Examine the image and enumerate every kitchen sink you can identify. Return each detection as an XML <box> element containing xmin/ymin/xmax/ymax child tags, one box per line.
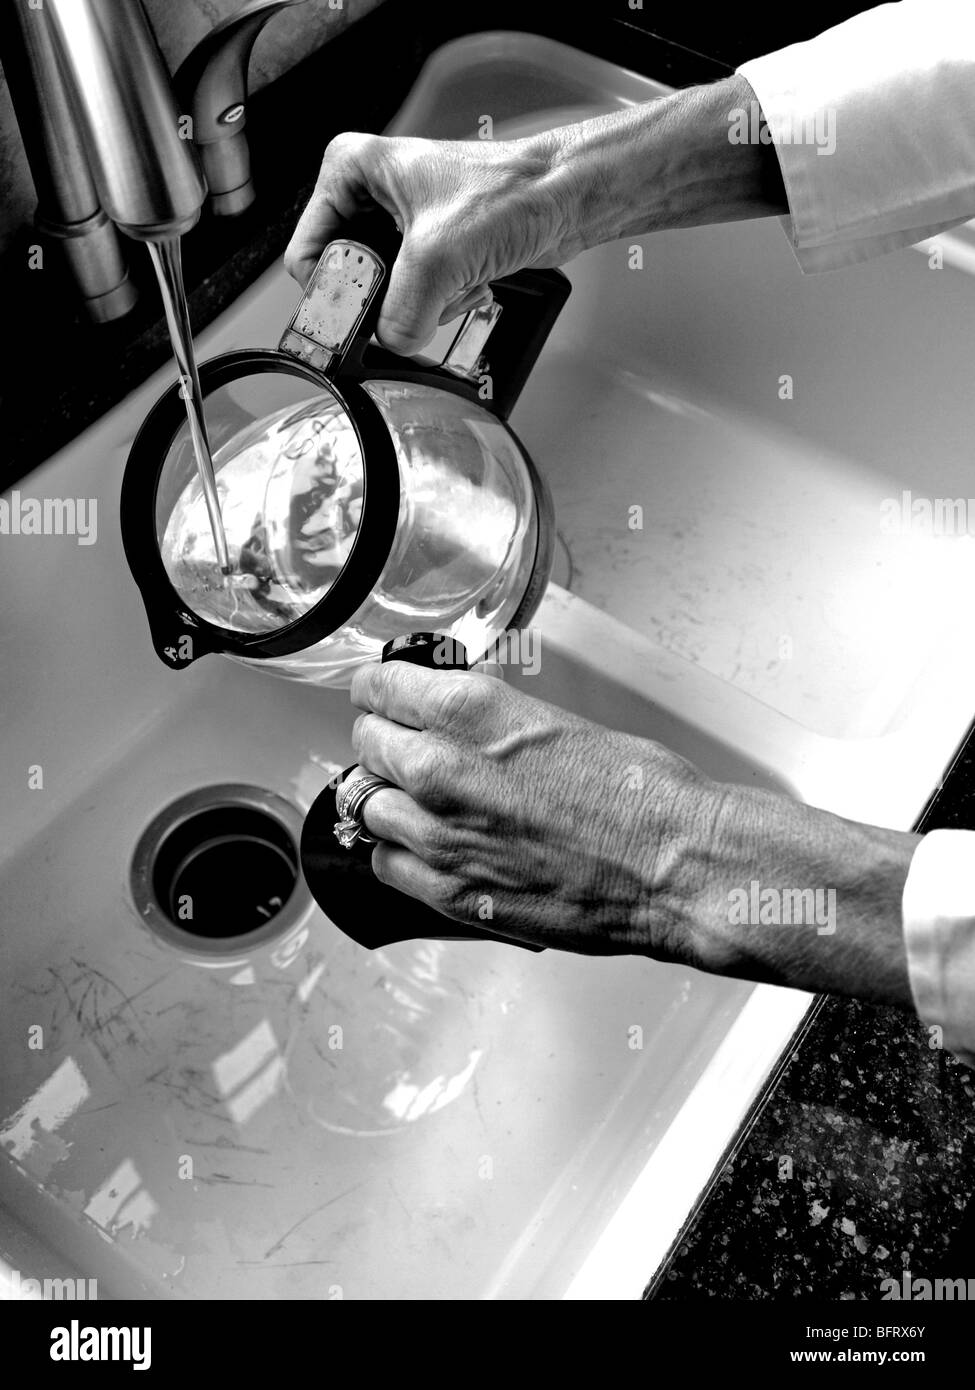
<box><xmin>4</xmin><ymin>29</ymin><xmax>965</xmax><ymax>1300</ymax></box>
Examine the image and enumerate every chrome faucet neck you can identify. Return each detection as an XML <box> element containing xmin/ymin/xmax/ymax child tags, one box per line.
<box><xmin>46</xmin><ymin>0</ymin><xmax>206</xmax><ymax>242</ymax></box>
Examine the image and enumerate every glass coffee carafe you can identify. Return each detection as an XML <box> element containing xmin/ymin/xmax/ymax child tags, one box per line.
<box><xmin>122</xmin><ymin>212</ymin><xmax>569</xmax><ymax>686</ymax></box>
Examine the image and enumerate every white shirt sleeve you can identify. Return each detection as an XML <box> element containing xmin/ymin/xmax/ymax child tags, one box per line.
<box><xmin>902</xmin><ymin>829</ymin><xmax>975</xmax><ymax>1066</ymax></box>
<box><xmin>737</xmin><ymin>0</ymin><xmax>975</xmax><ymax>272</ymax></box>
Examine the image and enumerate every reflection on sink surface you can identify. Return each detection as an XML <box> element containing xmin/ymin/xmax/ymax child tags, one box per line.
<box><xmin>5</xmin><ymin>28</ymin><xmax>967</xmax><ymax>1300</ymax></box>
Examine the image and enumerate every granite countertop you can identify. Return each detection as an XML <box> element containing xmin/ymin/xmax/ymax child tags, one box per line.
<box><xmin>3</xmin><ymin>0</ymin><xmax>973</xmax><ymax>1301</ymax></box>
<box><xmin>652</xmin><ymin>996</ymin><xmax>975</xmax><ymax>1299</ymax></box>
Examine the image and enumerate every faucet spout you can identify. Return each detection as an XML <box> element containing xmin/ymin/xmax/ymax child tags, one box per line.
<box><xmin>45</xmin><ymin>0</ymin><xmax>206</xmax><ymax>242</ymax></box>
<box><xmin>44</xmin><ymin>0</ymin><xmax>229</xmax><ymax>570</ymax></box>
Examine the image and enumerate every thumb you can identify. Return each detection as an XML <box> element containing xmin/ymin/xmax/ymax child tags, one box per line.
<box><xmin>377</xmin><ymin>240</ymin><xmax>450</xmax><ymax>355</ymax></box>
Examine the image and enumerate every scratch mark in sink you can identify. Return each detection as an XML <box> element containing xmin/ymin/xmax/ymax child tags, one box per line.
<box><xmin>146</xmin><ymin>1069</ymin><xmax>231</xmax><ymax>1123</ymax></box>
<box><xmin>68</xmin><ymin>957</ymin><xmax>168</xmax><ymax>1030</ymax></box>
<box><xmin>147</xmin><ymin>1070</ymin><xmax>219</xmax><ymax>1104</ymax></box>
<box><xmin>235</xmin><ymin>1258</ymin><xmax>336</xmax><ymax>1268</ymax></box>
<box><xmin>191</xmin><ymin>1136</ymin><xmax>271</xmax><ymax>1154</ymax></box>
<box><xmin>264</xmin><ymin>1184</ymin><xmax>366</xmax><ymax>1260</ymax></box>
<box><xmin>310</xmin><ymin>1035</ymin><xmax>338</xmax><ymax>1068</ymax></box>
<box><xmin>386</xmin><ymin>1178</ymin><xmax>411</xmax><ymax>1220</ymax></box>
<box><xmin>35</xmin><ymin>959</ymin><xmax>163</xmax><ymax>1068</ymax></box>
<box><xmin>40</xmin><ymin>966</ymin><xmax>129</xmax><ymax>1067</ymax></box>
<box><xmin>198</xmin><ymin>1174</ymin><xmax>275</xmax><ymax>1188</ymax></box>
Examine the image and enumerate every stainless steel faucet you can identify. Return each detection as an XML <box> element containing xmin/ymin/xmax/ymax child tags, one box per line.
<box><xmin>45</xmin><ymin>0</ymin><xmax>208</xmax><ymax>243</ymax></box>
<box><xmin>0</xmin><ymin>1</ymin><xmax>139</xmax><ymax>322</ymax></box>
<box><xmin>174</xmin><ymin>0</ymin><xmax>307</xmax><ymax>218</ymax></box>
<box><xmin>0</xmin><ymin>0</ymin><xmax>305</xmax><ymax>319</ymax></box>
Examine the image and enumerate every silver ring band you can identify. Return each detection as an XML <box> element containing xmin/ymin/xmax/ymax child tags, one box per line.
<box><xmin>336</xmin><ymin>770</ymin><xmax>389</xmax><ymax>822</ymax></box>
<box><xmin>334</xmin><ymin>772</ymin><xmax>394</xmax><ymax>850</ymax></box>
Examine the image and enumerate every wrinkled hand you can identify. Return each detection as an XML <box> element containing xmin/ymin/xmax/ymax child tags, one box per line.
<box><xmin>284</xmin><ymin>129</ymin><xmax>584</xmax><ymax>355</ymax></box>
<box><xmin>337</xmin><ymin>662</ymin><xmax>920</xmax><ymax>1007</ymax></box>
<box><xmin>337</xmin><ymin>661</ymin><xmax>727</xmax><ymax>960</ymax></box>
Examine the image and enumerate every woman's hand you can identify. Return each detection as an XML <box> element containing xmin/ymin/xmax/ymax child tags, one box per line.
<box><xmin>284</xmin><ymin>77</ymin><xmax>790</xmax><ymax>356</ymax></box>
<box><xmin>339</xmin><ymin>660</ymin><xmax>731</xmax><ymax>961</ymax></box>
<box><xmin>338</xmin><ymin>661</ymin><xmax>920</xmax><ymax>1006</ymax></box>
<box><xmin>284</xmin><ymin>129</ymin><xmax>582</xmax><ymax>355</ymax></box>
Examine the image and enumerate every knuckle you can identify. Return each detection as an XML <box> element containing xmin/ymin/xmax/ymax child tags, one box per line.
<box><xmin>351</xmin><ymin>711</ymin><xmax>372</xmax><ymax>759</ymax></box>
<box><xmin>326</xmin><ymin>130</ymin><xmax>376</xmax><ymax>163</ymax></box>
<box><xmin>372</xmin><ymin>662</ymin><xmax>400</xmax><ymax>709</ymax></box>
<box><xmin>401</xmin><ymin>224</ymin><xmax>447</xmax><ymax>273</ymax></box>
<box><xmin>419</xmin><ymin>818</ymin><xmax>459</xmax><ymax>873</ymax></box>
<box><xmin>354</xmin><ymin>663</ymin><xmax>392</xmax><ymax>718</ymax></box>
<box><xmin>349</xmin><ymin>663</ymin><xmax>375</xmax><ymax>709</ymax></box>
<box><xmin>407</xmin><ymin>742</ymin><xmax>454</xmax><ymax>804</ymax></box>
<box><xmin>434</xmin><ymin>674</ymin><xmax>494</xmax><ymax>728</ymax></box>
<box><xmin>438</xmin><ymin>877</ymin><xmax>476</xmax><ymax>922</ymax></box>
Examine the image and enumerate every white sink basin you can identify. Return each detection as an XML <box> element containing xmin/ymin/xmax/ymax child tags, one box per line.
<box><xmin>3</xmin><ymin>29</ymin><xmax>962</xmax><ymax>1301</ymax></box>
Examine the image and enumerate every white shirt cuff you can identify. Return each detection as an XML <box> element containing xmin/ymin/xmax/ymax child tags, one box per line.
<box><xmin>737</xmin><ymin>0</ymin><xmax>975</xmax><ymax>273</ymax></box>
<box><xmin>902</xmin><ymin>829</ymin><xmax>975</xmax><ymax>1066</ymax></box>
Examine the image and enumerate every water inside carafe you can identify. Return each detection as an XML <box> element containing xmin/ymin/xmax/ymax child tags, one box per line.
<box><xmin>161</xmin><ymin>395</ymin><xmax>364</xmax><ymax>635</ymax></box>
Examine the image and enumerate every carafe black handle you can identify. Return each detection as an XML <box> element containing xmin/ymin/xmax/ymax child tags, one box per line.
<box><xmin>453</xmin><ymin>266</ymin><xmax>571</xmax><ymax>419</ymax></box>
<box><xmin>279</xmin><ymin>207</ymin><xmax>570</xmax><ymax>415</ymax></box>
<box><xmin>299</xmin><ymin>632</ymin><xmax>544</xmax><ymax>952</ymax></box>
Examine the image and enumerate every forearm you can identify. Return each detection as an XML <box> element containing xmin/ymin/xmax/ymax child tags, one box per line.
<box><xmin>669</xmin><ymin>783</ymin><xmax>920</xmax><ymax>1008</ymax></box>
<box><xmin>541</xmin><ymin>73</ymin><xmax>787</xmax><ymax>252</ymax></box>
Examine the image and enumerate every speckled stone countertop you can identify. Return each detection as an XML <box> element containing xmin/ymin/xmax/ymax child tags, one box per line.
<box><xmin>652</xmin><ymin>994</ymin><xmax>975</xmax><ymax>1298</ymax></box>
<box><xmin>3</xmin><ymin>0</ymin><xmax>973</xmax><ymax>1302</ymax></box>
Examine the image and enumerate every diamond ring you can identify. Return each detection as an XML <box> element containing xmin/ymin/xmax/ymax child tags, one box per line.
<box><xmin>333</xmin><ymin>771</ymin><xmax>394</xmax><ymax>849</ymax></box>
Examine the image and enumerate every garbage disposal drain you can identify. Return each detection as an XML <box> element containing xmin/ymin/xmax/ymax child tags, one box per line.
<box><xmin>130</xmin><ymin>784</ymin><xmax>313</xmax><ymax>955</ymax></box>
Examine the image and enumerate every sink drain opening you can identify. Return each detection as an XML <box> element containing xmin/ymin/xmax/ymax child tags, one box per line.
<box><xmin>130</xmin><ymin>784</ymin><xmax>313</xmax><ymax>954</ymax></box>
<box><xmin>153</xmin><ymin>805</ymin><xmax>297</xmax><ymax>937</ymax></box>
